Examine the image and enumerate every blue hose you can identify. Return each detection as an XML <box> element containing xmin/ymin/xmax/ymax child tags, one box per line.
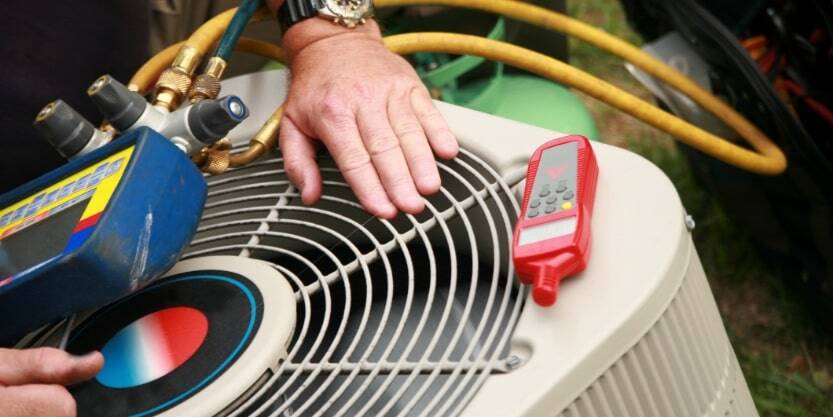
<box><xmin>215</xmin><ymin>0</ymin><xmax>264</xmax><ymax>60</ymax></box>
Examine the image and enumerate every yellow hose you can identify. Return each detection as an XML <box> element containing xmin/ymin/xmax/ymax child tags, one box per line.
<box><xmin>377</xmin><ymin>0</ymin><xmax>786</xmax><ymax>175</ymax></box>
<box><xmin>130</xmin><ymin>1</ymin><xmax>788</xmax><ymax>175</ymax></box>
<box><xmin>386</xmin><ymin>33</ymin><xmax>785</xmax><ymax>175</ymax></box>
<box><xmin>130</xmin><ymin>43</ymin><xmax>180</xmax><ymax>92</ymax></box>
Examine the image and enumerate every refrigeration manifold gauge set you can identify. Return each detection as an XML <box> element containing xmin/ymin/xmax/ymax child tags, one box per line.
<box><xmin>0</xmin><ymin>75</ymin><xmax>250</xmax><ymax>343</ymax></box>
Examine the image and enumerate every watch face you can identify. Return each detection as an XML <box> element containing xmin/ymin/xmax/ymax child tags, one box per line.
<box><xmin>323</xmin><ymin>0</ymin><xmax>373</xmax><ymax>22</ymax></box>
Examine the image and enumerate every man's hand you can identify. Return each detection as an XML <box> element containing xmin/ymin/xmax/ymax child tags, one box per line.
<box><xmin>279</xmin><ymin>18</ymin><xmax>459</xmax><ymax>219</ymax></box>
<box><xmin>0</xmin><ymin>348</ymin><xmax>103</xmax><ymax>417</ymax></box>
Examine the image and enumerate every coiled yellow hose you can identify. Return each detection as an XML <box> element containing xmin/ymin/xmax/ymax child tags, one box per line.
<box><xmin>131</xmin><ymin>1</ymin><xmax>788</xmax><ymax>175</ymax></box>
<box><xmin>386</xmin><ymin>33</ymin><xmax>786</xmax><ymax>175</ymax></box>
<box><xmin>379</xmin><ymin>0</ymin><xmax>787</xmax><ymax>175</ymax></box>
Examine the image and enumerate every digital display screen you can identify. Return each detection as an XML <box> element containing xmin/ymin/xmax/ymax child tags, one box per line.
<box><xmin>519</xmin><ymin>216</ymin><xmax>577</xmax><ymax>246</ymax></box>
<box><xmin>0</xmin><ymin>198</ymin><xmax>90</xmax><ymax>277</ymax></box>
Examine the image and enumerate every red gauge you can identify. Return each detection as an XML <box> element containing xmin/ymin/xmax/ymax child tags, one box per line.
<box><xmin>512</xmin><ymin>135</ymin><xmax>599</xmax><ymax>307</ymax></box>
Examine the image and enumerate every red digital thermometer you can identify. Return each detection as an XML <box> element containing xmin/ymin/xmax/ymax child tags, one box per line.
<box><xmin>512</xmin><ymin>135</ymin><xmax>599</xmax><ymax>307</ymax></box>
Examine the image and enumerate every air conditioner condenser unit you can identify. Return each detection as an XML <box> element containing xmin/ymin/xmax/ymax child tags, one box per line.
<box><xmin>28</xmin><ymin>69</ymin><xmax>759</xmax><ymax>417</ymax></box>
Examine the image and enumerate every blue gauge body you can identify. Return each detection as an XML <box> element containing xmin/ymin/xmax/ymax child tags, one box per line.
<box><xmin>0</xmin><ymin>128</ymin><xmax>206</xmax><ymax>345</ymax></box>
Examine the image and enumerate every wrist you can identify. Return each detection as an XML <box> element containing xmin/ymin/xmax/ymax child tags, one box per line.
<box><xmin>282</xmin><ymin>17</ymin><xmax>383</xmax><ymax>61</ymax></box>
<box><xmin>266</xmin><ymin>0</ymin><xmax>285</xmax><ymax>12</ymax></box>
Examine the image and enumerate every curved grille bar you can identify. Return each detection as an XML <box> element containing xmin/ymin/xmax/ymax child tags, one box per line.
<box><xmin>185</xmin><ymin>148</ymin><xmax>526</xmax><ymax>416</ymax></box>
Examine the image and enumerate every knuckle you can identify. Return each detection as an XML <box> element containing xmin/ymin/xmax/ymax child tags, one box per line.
<box><xmin>366</xmin><ymin>131</ymin><xmax>400</xmax><ymax>157</ymax></box>
<box><xmin>282</xmin><ymin>154</ymin><xmax>303</xmax><ymax>173</ymax></box>
<box><xmin>319</xmin><ymin>96</ymin><xmax>350</xmax><ymax>122</ymax></box>
<box><xmin>283</xmin><ymin>160</ymin><xmax>301</xmax><ymax>179</ymax></box>
<box><xmin>28</xmin><ymin>348</ymin><xmax>66</xmax><ymax>370</ymax></box>
<box><xmin>417</xmin><ymin>105</ymin><xmax>442</xmax><ymax>121</ymax></box>
<box><xmin>393</xmin><ymin>80</ymin><xmax>417</xmax><ymax>95</ymax></box>
<box><xmin>351</xmin><ymin>81</ymin><xmax>376</xmax><ymax>101</ymax></box>
<box><xmin>393</xmin><ymin>120</ymin><xmax>423</xmax><ymax>138</ymax></box>
<box><xmin>390</xmin><ymin>173</ymin><xmax>416</xmax><ymax>190</ymax></box>
<box><xmin>338</xmin><ymin>148</ymin><xmax>372</xmax><ymax>172</ymax></box>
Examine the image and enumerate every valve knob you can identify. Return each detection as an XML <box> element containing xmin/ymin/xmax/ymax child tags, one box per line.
<box><xmin>33</xmin><ymin>100</ymin><xmax>97</xmax><ymax>159</ymax></box>
<box><xmin>187</xmin><ymin>95</ymin><xmax>249</xmax><ymax>144</ymax></box>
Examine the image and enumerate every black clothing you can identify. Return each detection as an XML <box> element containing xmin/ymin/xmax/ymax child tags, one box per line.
<box><xmin>0</xmin><ymin>1</ymin><xmax>149</xmax><ymax>194</ymax></box>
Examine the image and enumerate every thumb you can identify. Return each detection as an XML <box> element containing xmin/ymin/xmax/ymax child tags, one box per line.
<box><xmin>0</xmin><ymin>348</ymin><xmax>103</xmax><ymax>387</ymax></box>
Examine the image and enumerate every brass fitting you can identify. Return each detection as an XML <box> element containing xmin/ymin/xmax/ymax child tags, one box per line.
<box><xmin>194</xmin><ymin>109</ymin><xmax>282</xmax><ymax>174</ymax></box>
<box><xmin>189</xmin><ymin>57</ymin><xmax>227</xmax><ymax>103</ymax></box>
<box><xmin>201</xmin><ymin>149</ymin><xmax>231</xmax><ymax>175</ymax></box>
<box><xmin>194</xmin><ymin>138</ymin><xmax>234</xmax><ymax>173</ymax></box>
<box><xmin>153</xmin><ymin>46</ymin><xmax>202</xmax><ymax>111</ymax></box>
<box><xmin>171</xmin><ymin>45</ymin><xmax>202</xmax><ymax>76</ymax></box>
<box><xmin>251</xmin><ymin>118</ymin><xmax>280</xmax><ymax>148</ymax></box>
<box><xmin>99</xmin><ymin>122</ymin><xmax>116</xmax><ymax>135</ymax></box>
<box><xmin>213</xmin><ymin>137</ymin><xmax>233</xmax><ymax>151</ymax></box>
<box><xmin>227</xmin><ymin>116</ymin><xmax>281</xmax><ymax>168</ymax></box>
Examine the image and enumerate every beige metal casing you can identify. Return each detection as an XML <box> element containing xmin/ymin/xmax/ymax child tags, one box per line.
<box><xmin>221</xmin><ymin>70</ymin><xmax>758</xmax><ymax>417</ymax></box>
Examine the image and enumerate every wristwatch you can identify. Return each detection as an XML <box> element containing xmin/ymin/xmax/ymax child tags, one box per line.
<box><xmin>279</xmin><ymin>0</ymin><xmax>375</xmax><ymax>31</ymax></box>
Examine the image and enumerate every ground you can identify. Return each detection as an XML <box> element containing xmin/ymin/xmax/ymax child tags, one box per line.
<box><xmin>566</xmin><ymin>0</ymin><xmax>833</xmax><ymax>415</ymax></box>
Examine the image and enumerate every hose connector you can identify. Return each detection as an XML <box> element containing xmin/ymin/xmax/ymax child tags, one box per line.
<box><xmin>251</xmin><ymin>118</ymin><xmax>280</xmax><ymax>148</ymax></box>
<box><xmin>87</xmin><ymin>75</ymin><xmax>148</xmax><ymax>131</ymax></box>
<box><xmin>189</xmin><ymin>57</ymin><xmax>227</xmax><ymax>103</ymax></box>
<box><xmin>201</xmin><ymin>149</ymin><xmax>232</xmax><ymax>175</ymax></box>
<box><xmin>33</xmin><ymin>101</ymin><xmax>110</xmax><ymax>160</ymax></box>
<box><xmin>188</xmin><ymin>95</ymin><xmax>249</xmax><ymax>144</ymax></box>
<box><xmin>153</xmin><ymin>46</ymin><xmax>202</xmax><ymax>110</ymax></box>
<box><xmin>164</xmin><ymin>95</ymin><xmax>250</xmax><ymax>155</ymax></box>
<box><xmin>86</xmin><ymin>73</ymin><xmax>249</xmax><ymax>157</ymax></box>
<box><xmin>222</xmin><ymin>110</ymin><xmax>282</xmax><ymax>170</ymax></box>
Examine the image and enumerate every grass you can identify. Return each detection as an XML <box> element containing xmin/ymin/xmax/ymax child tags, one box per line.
<box><xmin>565</xmin><ymin>0</ymin><xmax>833</xmax><ymax>415</ymax></box>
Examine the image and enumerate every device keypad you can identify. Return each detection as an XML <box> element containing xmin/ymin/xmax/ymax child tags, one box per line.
<box><xmin>526</xmin><ymin>142</ymin><xmax>578</xmax><ymax>219</ymax></box>
<box><xmin>528</xmin><ymin>181</ymin><xmax>579</xmax><ymax>218</ymax></box>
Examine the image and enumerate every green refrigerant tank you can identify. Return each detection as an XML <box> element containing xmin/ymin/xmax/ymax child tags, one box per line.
<box><xmin>413</xmin><ymin>18</ymin><xmax>599</xmax><ymax>141</ymax></box>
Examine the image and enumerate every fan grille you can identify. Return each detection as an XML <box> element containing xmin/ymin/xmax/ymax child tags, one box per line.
<box><xmin>186</xmin><ymin>147</ymin><xmax>527</xmax><ymax>417</ymax></box>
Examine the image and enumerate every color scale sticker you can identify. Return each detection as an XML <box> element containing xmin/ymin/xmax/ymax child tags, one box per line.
<box><xmin>0</xmin><ymin>146</ymin><xmax>133</xmax><ymax>239</ymax></box>
<box><xmin>97</xmin><ymin>307</ymin><xmax>209</xmax><ymax>389</ymax></box>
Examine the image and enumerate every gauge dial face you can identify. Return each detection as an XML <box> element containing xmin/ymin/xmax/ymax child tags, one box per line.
<box><xmin>323</xmin><ymin>0</ymin><xmax>373</xmax><ymax>22</ymax></box>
